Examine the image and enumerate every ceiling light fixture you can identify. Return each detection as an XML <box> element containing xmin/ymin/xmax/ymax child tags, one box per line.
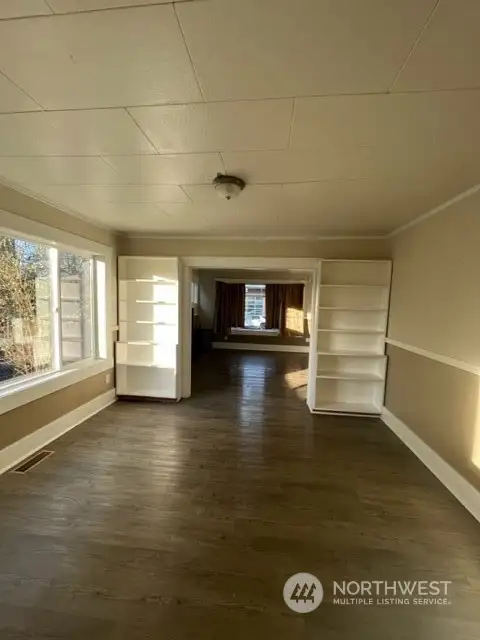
<box><xmin>212</xmin><ymin>173</ymin><xmax>246</xmax><ymax>200</ymax></box>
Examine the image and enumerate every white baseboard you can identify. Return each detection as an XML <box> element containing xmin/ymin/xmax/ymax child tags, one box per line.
<box><xmin>212</xmin><ymin>342</ymin><xmax>309</xmax><ymax>353</ymax></box>
<box><xmin>381</xmin><ymin>408</ymin><xmax>480</xmax><ymax>524</ymax></box>
<box><xmin>0</xmin><ymin>389</ymin><xmax>116</xmax><ymax>476</ymax></box>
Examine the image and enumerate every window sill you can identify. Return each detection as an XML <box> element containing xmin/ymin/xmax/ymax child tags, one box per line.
<box><xmin>0</xmin><ymin>358</ymin><xmax>113</xmax><ymax>417</ymax></box>
<box><xmin>230</xmin><ymin>328</ymin><xmax>280</xmax><ymax>337</ymax></box>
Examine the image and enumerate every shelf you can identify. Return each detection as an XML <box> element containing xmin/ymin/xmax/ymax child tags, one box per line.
<box><xmin>318</xmin><ymin>306</ymin><xmax>388</xmax><ymax>312</ymax></box>
<box><xmin>320</xmin><ymin>284</ymin><xmax>388</xmax><ymax>289</ymax></box>
<box><xmin>120</xmin><ymin>341</ymin><xmax>165</xmax><ymax>346</ymax></box>
<box><xmin>313</xmin><ymin>401</ymin><xmax>381</xmax><ymax>415</ymax></box>
<box><xmin>313</xmin><ymin>259</ymin><xmax>390</xmax><ymax>417</ymax></box>
<box><xmin>134</xmin><ymin>300</ymin><xmax>177</xmax><ymax>305</ymax></box>
<box><xmin>317</xmin><ymin>350</ymin><xmax>385</xmax><ymax>357</ymax></box>
<box><xmin>120</xmin><ymin>321</ymin><xmax>176</xmax><ymax>326</ymax></box>
<box><xmin>116</xmin><ymin>361</ymin><xmax>171</xmax><ymax>368</ymax></box>
<box><xmin>320</xmin><ymin>260</ymin><xmax>391</xmax><ymax>264</ymax></box>
<box><xmin>317</xmin><ymin>329</ymin><xmax>384</xmax><ymax>335</ymax></box>
<box><xmin>120</xmin><ymin>278</ymin><xmax>171</xmax><ymax>283</ymax></box>
<box><xmin>316</xmin><ymin>371</ymin><xmax>384</xmax><ymax>381</ymax></box>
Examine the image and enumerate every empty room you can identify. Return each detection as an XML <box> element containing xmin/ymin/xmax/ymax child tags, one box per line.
<box><xmin>0</xmin><ymin>0</ymin><xmax>479</xmax><ymax>638</ymax></box>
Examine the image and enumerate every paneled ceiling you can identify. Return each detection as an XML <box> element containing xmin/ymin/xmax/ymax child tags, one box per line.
<box><xmin>0</xmin><ymin>0</ymin><xmax>478</xmax><ymax>237</ymax></box>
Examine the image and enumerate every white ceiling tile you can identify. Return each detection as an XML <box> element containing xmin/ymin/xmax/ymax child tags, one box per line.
<box><xmin>0</xmin><ymin>0</ymin><xmax>52</xmax><ymax>18</ymax></box>
<box><xmin>0</xmin><ymin>156</ymin><xmax>124</xmax><ymax>185</ymax></box>
<box><xmin>129</xmin><ymin>101</ymin><xmax>293</xmax><ymax>153</ymax></box>
<box><xmin>177</xmin><ymin>0</ymin><xmax>436</xmax><ymax>101</ymax></box>
<box><xmin>82</xmin><ymin>202</ymin><xmax>169</xmax><ymax>231</ymax></box>
<box><xmin>182</xmin><ymin>183</ymin><xmax>283</xmax><ymax>205</ymax></box>
<box><xmin>25</xmin><ymin>171</ymin><xmax>479</xmax><ymax>236</ymax></box>
<box><xmin>89</xmin><ymin>202</ymin><xmax>165</xmax><ymax>218</ymax></box>
<box><xmin>48</xmin><ymin>0</ymin><xmax>175</xmax><ymax>12</ymax></box>
<box><xmin>101</xmin><ymin>201</ymin><xmax>210</xmax><ymax>233</ymax></box>
<box><xmin>290</xmin><ymin>92</ymin><xmax>480</xmax><ymax>151</ymax></box>
<box><xmin>0</xmin><ymin>73</ymin><xmax>41</xmax><ymax>113</ymax></box>
<box><xmin>0</xmin><ymin>0</ymin><xmax>476</xmax><ymax>238</ymax></box>
<box><xmin>222</xmin><ymin>145</ymin><xmax>480</xmax><ymax>188</ymax></box>
<box><xmin>393</xmin><ymin>0</ymin><xmax>480</xmax><ymax>92</ymax></box>
<box><xmin>31</xmin><ymin>184</ymin><xmax>189</xmax><ymax>204</ymax></box>
<box><xmin>160</xmin><ymin>202</ymin><xmax>278</xmax><ymax>235</ymax></box>
<box><xmin>282</xmin><ymin>174</ymin><xmax>480</xmax><ymax>235</ymax></box>
<box><xmin>0</xmin><ymin>110</ymin><xmax>155</xmax><ymax>156</ymax></box>
<box><xmin>0</xmin><ymin>5</ymin><xmax>201</xmax><ymax>109</ymax></box>
<box><xmin>102</xmin><ymin>153</ymin><xmax>224</xmax><ymax>185</ymax></box>
<box><xmin>222</xmin><ymin>149</ymin><xmax>380</xmax><ymax>184</ymax></box>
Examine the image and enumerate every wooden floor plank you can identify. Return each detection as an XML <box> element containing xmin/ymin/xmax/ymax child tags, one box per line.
<box><xmin>0</xmin><ymin>351</ymin><xmax>479</xmax><ymax>638</ymax></box>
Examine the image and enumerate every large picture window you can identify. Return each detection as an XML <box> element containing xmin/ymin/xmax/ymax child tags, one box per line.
<box><xmin>0</xmin><ymin>232</ymin><xmax>107</xmax><ymax>390</ymax></box>
<box><xmin>244</xmin><ymin>283</ymin><xmax>266</xmax><ymax>329</ymax></box>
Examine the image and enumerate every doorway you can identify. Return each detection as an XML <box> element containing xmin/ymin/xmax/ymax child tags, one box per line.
<box><xmin>180</xmin><ymin>257</ymin><xmax>318</xmax><ymax>402</ymax></box>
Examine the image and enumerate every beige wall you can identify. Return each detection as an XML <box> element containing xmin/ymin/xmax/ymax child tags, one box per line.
<box><xmin>388</xmin><ymin>190</ymin><xmax>480</xmax><ymax>365</ymax></box>
<box><xmin>385</xmin><ymin>346</ymin><xmax>480</xmax><ymax>491</ymax></box>
<box><xmin>0</xmin><ymin>370</ymin><xmax>114</xmax><ymax>451</ymax></box>
<box><xmin>119</xmin><ymin>236</ymin><xmax>390</xmax><ymax>259</ymax></box>
<box><xmin>0</xmin><ymin>184</ymin><xmax>116</xmax><ymax>247</ymax></box>
<box><xmin>385</xmin><ymin>189</ymin><xmax>480</xmax><ymax>490</ymax></box>
<box><xmin>0</xmin><ymin>186</ymin><xmax>117</xmax><ymax>453</ymax></box>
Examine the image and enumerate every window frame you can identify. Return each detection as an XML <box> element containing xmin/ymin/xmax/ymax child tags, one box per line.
<box><xmin>58</xmin><ymin>248</ymin><xmax>96</xmax><ymax>366</ymax></box>
<box><xmin>0</xmin><ymin>209</ymin><xmax>114</xmax><ymax>417</ymax></box>
<box><xmin>244</xmin><ymin>283</ymin><xmax>267</xmax><ymax>331</ymax></box>
<box><xmin>223</xmin><ymin>278</ymin><xmax>308</xmax><ymax>337</ymax></box>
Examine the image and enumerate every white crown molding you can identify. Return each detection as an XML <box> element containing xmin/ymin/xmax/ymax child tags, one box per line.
<box><xmin>386</xmin><ymin>338</ymin><xmax>480</xmax><ymax>376</ymax></box>
<box><xmin>389</xmin><ymin>183</ymin><xmax>480</xmax><ymax>238</ymax></box>
<box><xmin>123</xmin><ymin>233</ymin><xmax>386</xmax><ymax>241</ymax></box>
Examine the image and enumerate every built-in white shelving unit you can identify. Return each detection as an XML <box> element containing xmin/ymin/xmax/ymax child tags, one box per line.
<box><xmin>307</xmin><ymin>260</ymin><xmax>392</xmax><ymax>416</ymax></box>
<box><xmin>116</xmin><ymin>257</ymin><xmax>180</xmax><ymax>400</ymax></box>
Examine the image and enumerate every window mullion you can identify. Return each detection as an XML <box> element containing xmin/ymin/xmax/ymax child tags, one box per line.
<box><xmin>49</xmin><ymin>248</ymin><xmax>62</xmax><ymax>370</ymax></box>
<box><xmin>91</xmin><ymin>258</ymin><xmax>98</xmax><ymax>359</ymax></box>
<box><xmin>94</xmin><ymin>258</ymin><xmax>107</xmax><ymax>360</ymax></box>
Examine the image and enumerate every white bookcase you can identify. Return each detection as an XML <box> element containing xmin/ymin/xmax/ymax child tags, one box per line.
<box><xmin>308</xmin><ymin>260</ymin><xmax>392</xmax><ymax>416</ymax></box>
<box><xmin>116</xmin><ymin>256</ymin><xmax>180</xmax><ymax>400</ymax></box>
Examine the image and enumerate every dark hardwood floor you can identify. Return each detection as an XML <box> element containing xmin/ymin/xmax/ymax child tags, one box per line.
<box><xmin>0</xmin><ymin>351</ymin><xmax>479</xmax><ymax>639</ymax></box>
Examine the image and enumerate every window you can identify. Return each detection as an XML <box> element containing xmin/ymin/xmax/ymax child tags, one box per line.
<box><xmin>60</xmin><ymin>252</ymin><xmax>93</xmax><ymax>365</ymax></box>
<box><xmin>244</xmin><ymin>284</ymin><xmax>266</xmax><ymax>329</ymax></box>
<box><xmin>0</xmin><ymin>232</ymin><xmax>107</xmax><ymax>390</ymax></box>
<box><xmin>0</xmin><ymin>236</ymin><xmax>53</xmax><ymax>383</ymax></box>
<box><xmin>191</xmin><ymin>279</ymin><xmax>199</xmax><ymax>305</ymax></box>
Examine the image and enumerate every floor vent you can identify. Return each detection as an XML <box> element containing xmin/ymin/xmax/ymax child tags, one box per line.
<box><xmin>12</xmin><ymin>450</ymin><xmax>54</xmax><ymax>474</ymax></box>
